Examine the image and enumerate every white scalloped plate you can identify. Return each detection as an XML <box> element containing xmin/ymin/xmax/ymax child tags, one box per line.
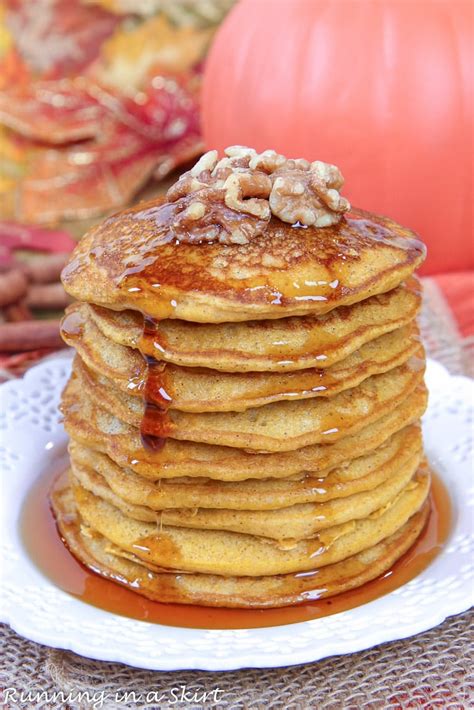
<box><xmin>0</xmin><ymin>357</ymin><xmax>473</xmax><ymax>671</ymax></box>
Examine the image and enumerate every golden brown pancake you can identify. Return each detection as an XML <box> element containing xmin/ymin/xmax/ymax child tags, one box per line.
<box><xmin>70</xmin><ymin>449</ymin><xmax>421</xmax><ymax>541</ymax></box>
<box><xmin>52</xmin><ymin>480</ymin><xmax>430</xmax><ymax>607</ymax></box>
<box><xmin>62</xmin><ymin>379</ymin><xmax>428</xmax><ymax>481</ymax></box>
<box><xmin>63</xmin><ymin>305</ymin><xmax>420</xmax><ymax>412</ymax></box>
<box><xmin>86</xmin><ymin>278</ymin><xmax>421</xmax><ymax>372</ymax></box>
<box><xmin>61</xmin><ymin>206</ymin><xmax>425</xmax><ymax>323</ymax></box>
<box><xmin>68</xmin><ymin>425</ymin><xmax>423</xmax><ymax>511</ymax></box>
<box><xmin>70</xmin><ymin>468</ymin><xmax>430</xmax><ymax>576</ymax></box>
<box><xmin>74</xmin><ymin>353</ymin><xmax>425</xmax><ymax>451</ymax></box>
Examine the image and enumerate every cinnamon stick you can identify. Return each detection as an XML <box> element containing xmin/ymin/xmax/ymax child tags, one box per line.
<box><xmin>4</xmin><ymin>300</ymin><xmax>33</xmax><ymax>322</ymax></box>
<box><xmin>25</xmin><ymin>253</ymin><xmax>69</xmax><ymax>284</ymax></box>
<box><xmin>0</xmin><ymin>320</ymin><xmax>63</xmax><ymax>351</ymax></box>
<box><xmin>25</xmin><ymin>282</ymin><xmax>72</xmax><ymax>310</ymax></box>
<box><xmin>0</xmin><ymin>269</ymin><xmax>28</xmax><ymax>307</ymax></box>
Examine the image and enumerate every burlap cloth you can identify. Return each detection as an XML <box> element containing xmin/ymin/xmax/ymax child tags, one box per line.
<box><xmin>1</xmin><ymin>278</ymin><xmax>473</xmax><ymax>709</ymax></box>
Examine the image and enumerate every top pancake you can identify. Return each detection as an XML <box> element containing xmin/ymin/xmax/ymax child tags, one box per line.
<box><xmin>61</xmin><ymin>202</ymin><xmax>425</xmax><ymax>323</ymax></box>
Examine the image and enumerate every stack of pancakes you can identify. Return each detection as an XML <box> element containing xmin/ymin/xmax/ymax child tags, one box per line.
<box><xmin>55</xmin><ymin>197</ymin><xmax>429</xmax><ymax>608</ymax></box>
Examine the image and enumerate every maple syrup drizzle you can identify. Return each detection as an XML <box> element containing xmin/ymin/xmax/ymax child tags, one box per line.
<box><xmin>139</xmin><ymin>316</ymin><xmax>174</xmax><ymax>451</ymax></box>
<box><xmin>60</xmin><ymin>308</ymin><xmax>85</xmax><ymax>341</ymax></box>
<box><xmin>123</xmin><ymin>210</ymin><xmax>424</xmax><ymax>309</ymax></box>
<box><xmin>21</xmin><ymin>461</ymin><xmax>452</xmax><ymax>630</ymax></box>
<box><xmin>133</xmin><ymin>279</ymin><xmax>422</xmax><ymax>379</ymax></box>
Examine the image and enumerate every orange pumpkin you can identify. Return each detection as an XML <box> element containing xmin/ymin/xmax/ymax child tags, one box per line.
<box><xmin>202</xmin><ymin>0</ymin><xmax>473</xmax><ymax>275</ymax></box>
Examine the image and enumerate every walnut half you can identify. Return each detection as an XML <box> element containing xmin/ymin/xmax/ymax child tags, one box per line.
<box><xmin>270</xmin><ymin>162</ymin><xmax>351</xmax><ymax>228</ymax></box>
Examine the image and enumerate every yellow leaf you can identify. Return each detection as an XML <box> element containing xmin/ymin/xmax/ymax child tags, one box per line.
<box><xmin>0</xmin><ymin>6</ymin><xmax>13</xmax><ymax>57</ymax></box>
<box><xmin>94</xmin><ymin>15</ymin><xmax>212</xmax><ymax>90</ymax></box>
<box><xmin>0</xmin><ymin>128</ymin><xmax>28</xmax><ymax>195</ymax></box>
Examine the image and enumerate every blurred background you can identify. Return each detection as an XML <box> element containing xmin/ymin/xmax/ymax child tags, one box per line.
<box><xmin>0</xmin><ymin>0</ymin><xmax>472</xmax><ymax>377</ymax></box>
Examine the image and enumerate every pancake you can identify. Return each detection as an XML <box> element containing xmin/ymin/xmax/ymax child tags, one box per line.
<box><xmin>52</xmin><ymin>481</ymin><xmax>430</xmax><ymax>607</ymax></box>
<box><xmin>70</xmin><ymin>448</ymin><xmax>422</xmax><ymax>541</ymax></box>
<box><xmin>74</xmin><ymin>354</ymin><xmax>425</xmax><ymax>451</ymax></box>
<box><xmin>68</xmin><ymin>425</ymin><xmax>423</xmax><ymax>511</ymax></box>
<box><xmin>86</xmin><ymin>278</ymin><xmax>422</xmax><ymax>372</ymax></box>
<box><xmin>62</xmin><ymin>381</ymin><xmax>428</xmax><ymax>481</ymax></box>
<box><xmin>61</xmin><ymin>205</ymin><xmax>425</xmax><ymax>323</ymax></box>
<box><xmin>70</xmin><ymin>468</ymin><xmax>430</xmax><ymax>576</ymax></box>
<box><xmin>63</xmin><ymin>304</ymin><xmax>420</xmax><ymax>412</ymax></box>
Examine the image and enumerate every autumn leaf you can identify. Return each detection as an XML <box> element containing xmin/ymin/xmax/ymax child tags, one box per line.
<box><xmin>92</xmin><ymin>14</ymin><xmax>212</xmax><ymax>90</ymax></box>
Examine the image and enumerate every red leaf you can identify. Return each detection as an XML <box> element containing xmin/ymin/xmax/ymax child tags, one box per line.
<box><xmin>0</xmin><ymin>221</ymin><xmax>76</xmax><ymax>252</ymax></box>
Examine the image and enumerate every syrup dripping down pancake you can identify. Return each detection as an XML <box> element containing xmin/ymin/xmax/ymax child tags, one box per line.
<box><xmin>73</xmin><ymin>354</ymin><xmax>425</xmax><ymax>452</ymax></box>
<box><xmin>62</xmin><ymin>381</ymin><xmax>428</xmax><ymax>481</ymax></box>
<box><xmin>63</xmin><ymin>304</ymin><xmax>421</xmax><ymax>412</ymax></box>
<box><xmin>86</xmin><ymin>278</ymin><xmax>421</xmax><ymax>372</ymax></box>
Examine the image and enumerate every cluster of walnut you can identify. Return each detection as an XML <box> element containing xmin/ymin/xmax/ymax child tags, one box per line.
<box><xmin>166</xmin><ymin>146</ymin><xmax>351</xmax><ymax>244</ymax></box>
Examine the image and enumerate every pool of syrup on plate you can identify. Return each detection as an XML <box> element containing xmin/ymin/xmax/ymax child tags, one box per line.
<box><xmin>21</xmin><ymin>459</ymin><xmax>451</xmax><ymax>630</ymax></box>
